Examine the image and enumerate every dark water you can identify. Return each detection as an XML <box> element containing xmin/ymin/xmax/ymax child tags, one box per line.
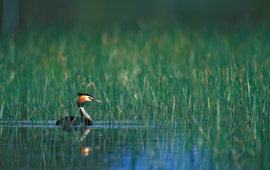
<box><xmin>0</xmin><ymin>120</ymin><xmax>215</xmax><ymax>170</ymax></box>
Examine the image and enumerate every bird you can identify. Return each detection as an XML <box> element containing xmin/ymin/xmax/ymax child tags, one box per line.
<box><xmin>56</xmin><ymin>93</ymin><xmax>101</xmax><ymax>126</ymax></box>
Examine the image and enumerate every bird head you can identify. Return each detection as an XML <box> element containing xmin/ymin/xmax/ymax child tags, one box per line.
<box><xmin>76</xmin><ymin>93</ymin><xmax>101</xmax><ymax>107</ymax></box>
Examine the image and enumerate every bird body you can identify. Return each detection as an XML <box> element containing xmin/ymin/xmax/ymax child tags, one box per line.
<box><xmin>56</xmin><ymin>93</ymin><xmax>101</xmax><ymax>126</ymax></box>
<box><xmin>56</xmin><ymin>116</ymin><xmax>93</xmax><ymax>126</ymax></box>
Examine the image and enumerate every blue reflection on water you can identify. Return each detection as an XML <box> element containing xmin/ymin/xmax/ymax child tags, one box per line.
<box><xmin>0</xmin><ymin>120</ymin><xmax>215</xmax><ymax>170</ymax></box>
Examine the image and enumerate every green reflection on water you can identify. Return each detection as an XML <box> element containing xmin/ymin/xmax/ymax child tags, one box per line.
<box><xmin>0</xmin><ymin>118</ymin><xmax>268</xmax><ymax>170</ymax></box>
<box><xmin>0</xmin><ymin>121</ymin><xmax>215</xmax><ymax>170</ymax></box>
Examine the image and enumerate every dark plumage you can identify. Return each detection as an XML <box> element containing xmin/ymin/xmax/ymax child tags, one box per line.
<box><xmin>56</xmin><ymin>116</ymin><xmax>93</xmax><ymax>126</ymax></box>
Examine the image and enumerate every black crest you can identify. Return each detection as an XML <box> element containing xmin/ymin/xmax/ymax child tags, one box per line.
<box><xmin>78</xmin><ymin>93</ymin><xmax>93</xmax><ymax>97</ymax></box>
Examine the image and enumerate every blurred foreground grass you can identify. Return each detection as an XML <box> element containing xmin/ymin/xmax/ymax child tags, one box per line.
<box><xmin>0</xmin><ymin>23</ymin><xmax>269</xmax><ymax>169</ymax></box>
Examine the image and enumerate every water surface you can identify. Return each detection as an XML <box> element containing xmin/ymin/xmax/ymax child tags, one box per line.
<box><xmin>0</xmin><ymin>120</ymin><xmax>227</xmax><ymax>170</ymax></box>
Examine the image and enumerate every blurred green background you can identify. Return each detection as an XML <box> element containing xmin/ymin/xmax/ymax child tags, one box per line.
<box><xmin>1</xmin><ymin>0</ymin><xmax>270</xmax><ymax>33</ymax></box>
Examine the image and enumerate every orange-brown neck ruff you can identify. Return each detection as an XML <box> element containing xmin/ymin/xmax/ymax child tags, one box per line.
<box><xmin>78</xmin><ymin>95</ymin><xmax>88</xmax><ymax>105</ymax></box>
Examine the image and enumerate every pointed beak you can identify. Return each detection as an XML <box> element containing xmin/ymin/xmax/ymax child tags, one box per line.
<box><xmin>93</xmin><ymin>98</ymin><xmax>102</xmax><ymax>103</ymax></box>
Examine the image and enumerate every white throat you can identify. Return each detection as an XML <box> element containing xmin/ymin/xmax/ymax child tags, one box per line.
<box><xmin>80</xmin><ymin>106</ymin><xmax>92</xmax><ymax>121</ymax></box>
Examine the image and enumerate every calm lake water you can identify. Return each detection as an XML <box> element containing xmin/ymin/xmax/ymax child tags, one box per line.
<box><xmin>0</xmin><ymin>120</ymin><xmax>243</xmax><ymax>170</ymax></box>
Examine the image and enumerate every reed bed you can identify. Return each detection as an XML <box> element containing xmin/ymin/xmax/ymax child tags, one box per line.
<box><xmin>0</xmin><ymin>23</ymin><xmax>269</xmax><ymax>169</ymax></box>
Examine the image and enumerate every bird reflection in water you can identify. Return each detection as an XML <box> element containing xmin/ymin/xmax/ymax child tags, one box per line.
<box><xmin>79</xmin><ymin>127</ymin><xmax>100</xmax><ymax>157</ymax></box>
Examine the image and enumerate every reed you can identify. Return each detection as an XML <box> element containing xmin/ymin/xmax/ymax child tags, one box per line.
<box><xmin>0</xmin><ymin>23</ymin><xmax>269</xmax><ymax>169</ymax></box>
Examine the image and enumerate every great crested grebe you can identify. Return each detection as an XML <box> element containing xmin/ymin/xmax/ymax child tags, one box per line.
<box><xmin>56</xmin><ymin>93</ymin><xmax>101</xmax><ymax>126</ymax></box>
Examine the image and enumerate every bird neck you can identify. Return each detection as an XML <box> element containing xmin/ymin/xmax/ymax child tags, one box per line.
<box><xmin>80</xmin><ymin>106</ymin><xmax>92</xmax><ymax>121</ymax></box>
